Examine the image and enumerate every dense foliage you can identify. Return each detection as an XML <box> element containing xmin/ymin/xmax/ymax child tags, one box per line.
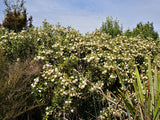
<box><xmin>0</xmin><ymin>20</ymin><xmax>160</xmax><ymax>119</ymax></box>
<box><xmin>2</xmin><ymin>0</ymin><xmax>33</xmax><ymax>32</ymax></box>
<box><xmin>124</xmin><ymin>22</ymin><xmax>159</xmax><ymax>40</ymax></box>
<box><xmin>100</xmin><ymin>17</ymin><xmax>123</xmax><ymax>38</ymax></box>
<box><xmin>101</xmin><ymin>58</ymin><xmax>160</xmax><ymax>120</ymax></box>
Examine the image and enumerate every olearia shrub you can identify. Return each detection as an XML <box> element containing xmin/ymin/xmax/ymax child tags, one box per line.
<box><xmin>0</xmin><ymin>27</ymin><xmax>39</xmax><ymax>61</ymax></box>
<box><xmin>30</xmin><ymin>21</ymin><xmax>160</xmax><ymax>119</ymax></box>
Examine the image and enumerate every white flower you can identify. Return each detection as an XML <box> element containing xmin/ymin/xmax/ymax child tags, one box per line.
<box><xmin>17</xmin><ymin>58</ymin><xmax>20</xmax><ymax>62</ymax></box>
<box><xmin>65</xmin><ymin>82</ymin><xmax>69</xmax><ymax>86</ymax></box>
<box><xmin>51</xmin><ymin>79</ymin><xmax>54</xmax><ymax>82</ymax></box>
<box><xmin>73</xmin><ymin>79</ymin><xmax>78</xmax><ymax>83</ymax></box>
<box><xmin>65</xmin><ymin>100</ymin><xmax>71</xmax><ymax>104</ymax></box>
<box><xmin>79</xmin><ymin>84</ymin><xmax>85</xmax><ymax>89</ymax></box>
<box><xmin>34</xmin><ymin>77</ymin><xmax>39</xmax><ymax>83</ymax></box>
<box><xmin>63</xmin><ymin>91</ymin><xmax>67</xmax><ymax>95</ymax></box>
<box><xmin>71</xmin><ymin>109</ymin><xmax>74</xmax><ymax>113</ymax></box>
<box><xmin>110</xmin><ymin>75</ymin><xmax>116</xmax><ymax>79</ymax></box>
<box><xmin>54</xmin><ymin>75</ymin><xmax>57</xmax><ymax>78</ymax></box>
<box><xmin>44</xmin><ymin>82</ymin><xmax>47</xmax><ymax>85</ymax></box>
<box><xmin>31</xmin><ymin>83</ymin><xmax>36</xmax><ymax>88</ymax></box>
<box><xmin>96</xmin><ymin>57</ymin><xmax>100</xmax><ymax>62</ymax></box>
<box><xmin>82</xmin><ymin>80</ymin><xmax>86</xmax><ymax>85</ymax></box>
<box><xmin>70</xmin><ymin>76</ymin><xmax>74</xmax><ymax>79</ymax></box>
<box><xmin>38</xmin><ymin>90</ymin><xmax>41</xmax><ymax>93</ymax></box>
<box><xmin>55</xmin><ymin>68</ymin><xmax>58</xmax><ymax>72</ymax></box>
<box><xmin>70</xmin><ymin>93</ymin><xmax>75</xmax><ymax>97</ymax></box>
<box><xmin>102</xmin><ymin>70</ymin><xmax>107</xmax><ymax>74</ymax></box>
<box><xmin>46</xmin><ymin>111</ymin><xmax>49</xmax><ymax>115</ymax></box>
<box><xmin>87</xmin><ymin>56</ymin><xmax>94</xmax><ymax>62</ymax></box>
<box><xmin>46</xmin><ymin>107</ymin><xmax>49</xmax><ymax>110</ymax></box>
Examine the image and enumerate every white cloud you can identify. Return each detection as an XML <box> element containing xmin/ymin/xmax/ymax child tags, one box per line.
<box><xmin>0</xmin><ymin>0</ymin><xmax>160</xmax><ymax>34</ymax></box>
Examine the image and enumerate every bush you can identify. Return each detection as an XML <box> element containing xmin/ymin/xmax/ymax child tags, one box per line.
<box><xmin>0</xmin><ymin>28</ymin><xmax>39</xmax><ymax>61</ymax></box>
<box><xmin>0</xmin><ymin>20</ymin><xmax>159</xmax><ymax>119</ymax></box>
<box><xmin>31</xmin><ymin>21</ymin><xmax>160</xmax><ymax>119</ymax></box>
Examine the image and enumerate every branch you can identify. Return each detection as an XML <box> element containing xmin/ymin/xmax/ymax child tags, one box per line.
<box><xmin>5</xmin><ymin>103</ymin><xmax>47</xmax><ymax>120</ymax></box>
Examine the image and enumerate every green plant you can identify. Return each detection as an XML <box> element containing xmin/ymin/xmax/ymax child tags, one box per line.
<box><xmin>124</xmin><ymin>22</ymin><xmax>159</xmax><ymax>40</ymax></box>
<box><xmin>0</xmin><ymin>20</ymin><xmax>159</xmax><ymax>119</ymax></box>
<box><xmin>97</xmin><ymin>57</ymin><xmax>160</xmax><ymax>120</ymax></box>
<box><xmin>136</xmin><ymin>57</ymin><xmax>159</xmax><ymax>119</ymax></box>
<box><xmin>2</xmin><ymin>0</ymin><xmax>33</xmax><ymax>32</ymax></box>
<box><xmin>118</xmin><ymin>57</ymin><xmax>160</xmax><ymax>120</ymax></box>
<box><xmin>0</xmin><ymin>29</ymin><xmax>39</xmax><ymax>61</ymax></box>
<box><xmin>100</xmin><ymin>16</ymin><xmax>123</xmax><ymax>38</ymax></box>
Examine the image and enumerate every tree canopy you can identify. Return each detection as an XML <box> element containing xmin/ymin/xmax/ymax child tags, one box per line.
<box><xmin>100</xmin><ymin>17</ymin><xmax>123</xmax><ymax>38</ymax></box>
<box><xmin>124</xmin><ymin>22</ymin><xmax>159</xmax><ymax>40</ymax></box>
<box><xmin>2</xmin><ymin>0</ymin><xmax>33</xmax><ymax>32</ymax></box>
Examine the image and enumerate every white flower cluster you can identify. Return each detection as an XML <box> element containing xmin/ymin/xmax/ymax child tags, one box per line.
<box><xmin>31</xmin><ymin>77</ymin><xmax>39</xmax><ymax>88</ymax></box>
<box><xmin>45</xmin><ymin>107</ymin><xmax>53</xmax><ymax>116</ymax></box>
<box><xmin>34</xmin><ymin>55</ymin><xmax>45</xmax><ymax>61</ymax></box>
<box><xmin>78</xmin><ymin>79</ymin><xmax>87</xmax><ymax>89</ymax></box>
<box><xmin>90</xmin><ymin>81</ymin><xmax>104</xmax><ymax>91</ymax></box>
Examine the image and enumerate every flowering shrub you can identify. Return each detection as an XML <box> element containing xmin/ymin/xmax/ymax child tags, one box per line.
<box><xmin>0</xmin><ymin>21</ymin><xmax>159</xmax><ymax>119</ymax></box>
<box><xmin>0</xmin><ymin>27</ymin><xmax>39</xmax><ymax>61</ymax></box>
<box><xmin>31</xmin><ymin>21</ymin><xmax>160</xmax><ymax>119</ymax></box>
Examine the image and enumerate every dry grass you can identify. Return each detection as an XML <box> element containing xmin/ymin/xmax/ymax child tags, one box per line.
<box><xmin>0</xmin><ymin>53</ymin><xmax>44</xmax><ymax>120</ymax></box>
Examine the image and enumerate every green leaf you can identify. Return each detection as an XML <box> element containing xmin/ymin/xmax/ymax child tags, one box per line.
<box><xmin>115</xmin><ymin>64</ymin><xmax>125</xmax><ymax>89</ymax></box>
<box><xmin>153</xmin><ymin>96</ymin><xmax>160</xmax><ymax>120</ymax></box>
<box><xmin>132</xmin><ymin>79</ymin><xmax>139</xmax><ymax>100</ymax></box>
<box><xmin>139</xmin><ymin>104</ymin><xmax>144</xmax><ymax>120</ymax></box>
<box><xmin>148</xmin><ymin>56</ymin><xmax>154</xmax><ymax>112</ymax></box>
<box><xmin>154</xmin><ymin>66</ymin><xmax>158</xmax><ymax>101</ymax></box>
<box><xmin>118</xmin><ymin>89</ymin><xmax>135</xmax><ymax>118</ymax></box>
<box><xmin>157</xmin><ymin>71</ymin><xmax>160</xmax><ymax>94</ymax></box>
<box><xmin>135</xmin><ymin>66</ymin><xmax>144</xmax><ymax>104</ymax></box>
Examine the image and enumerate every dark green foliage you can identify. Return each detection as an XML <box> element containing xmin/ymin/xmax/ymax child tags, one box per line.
<box><xmin>2</xmin><ymin>0</ymin><xmax>33</xmax><ymax>32</ymax></box>
<box><xmin>100</xmin><ymin>17</ymin><xmax>123</xmax><ymax>38</ymax></box>
<box><xmin>123</xmin><ymin>29</ymin><xmax>132</xmax><ymax>38</ymax></box>
<box><xmin>124</xmin><ymin>22</ymin><xmax>159</xmax><ymax>40</ymax></box>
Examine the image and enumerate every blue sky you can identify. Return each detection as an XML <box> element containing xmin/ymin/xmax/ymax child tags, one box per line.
<box><xmin>0</xmin><ymin>0</ymin><xmax>160</xmax><ymax>34</ymax></box>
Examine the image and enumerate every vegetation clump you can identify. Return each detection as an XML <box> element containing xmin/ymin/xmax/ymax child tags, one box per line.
<box><xmin>0</xmin><ymin>20</ymin><xmax>159</xmax><ymax>119</ymax></box>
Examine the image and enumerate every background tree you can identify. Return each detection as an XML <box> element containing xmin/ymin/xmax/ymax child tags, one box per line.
<box><xmin>2</xmin><ymin>0</ymin><xmax>33</xmax><ymax>32</ymax></box>
<box><xmin>124</xmin><ymin>22</ymin><xmax>159</xmax><ymax>40</ymax></box>
<box><xmin>100</xmin><ymin>17</ymin><xmax>123</xmax><ymax>38</ymax></box>
<box><xmin>123</xmin><ymin>28</ymin><xmax>132</xmax><ymax>38</ymax></box>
